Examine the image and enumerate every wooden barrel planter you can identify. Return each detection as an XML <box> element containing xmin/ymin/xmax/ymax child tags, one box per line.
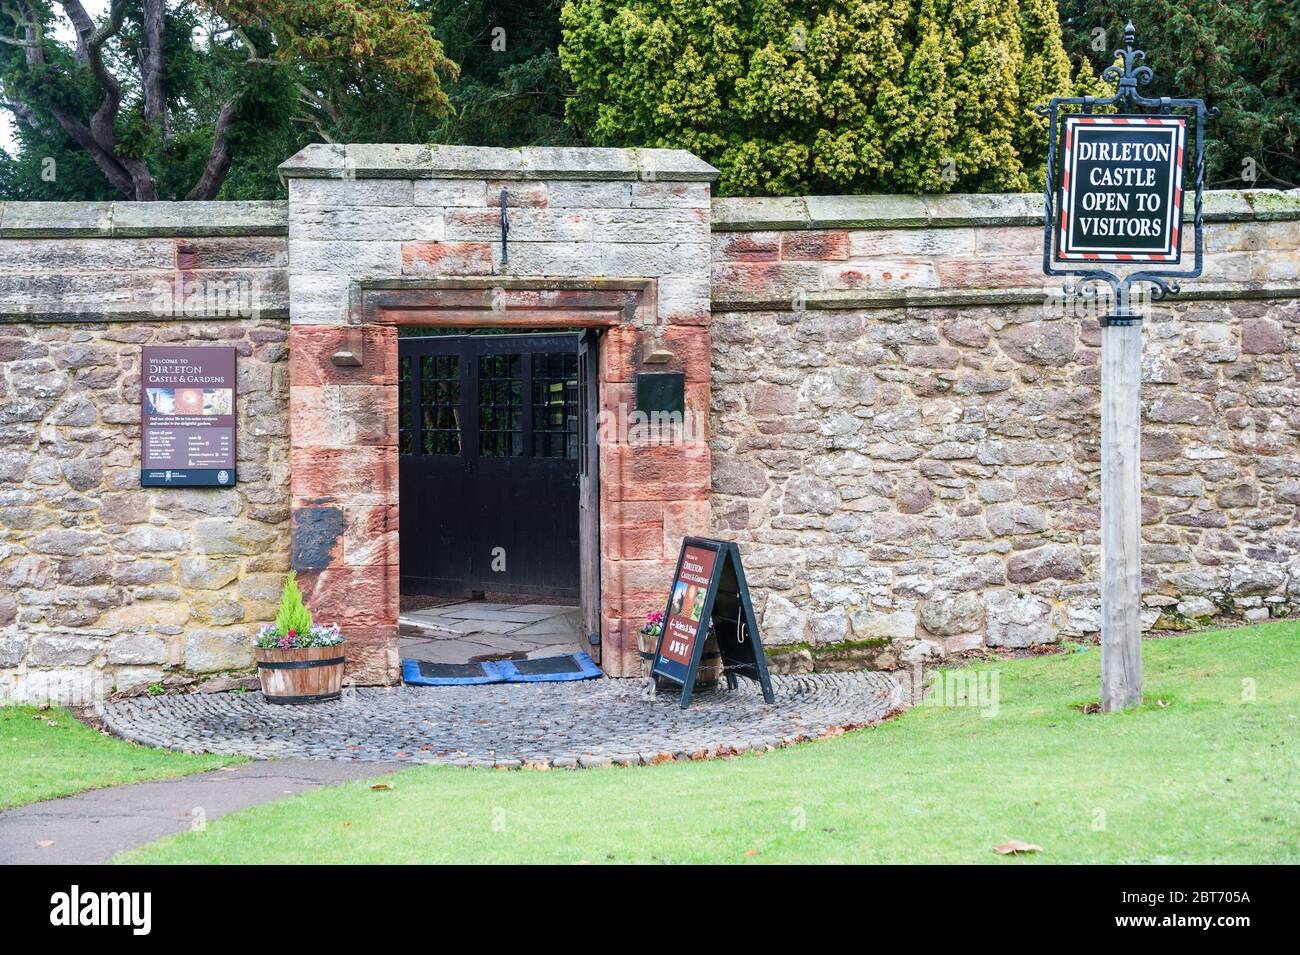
<box><xmin>255</xmin><ymin>644</ymin><xmax>346</xmax><ymax>704</ymax></box>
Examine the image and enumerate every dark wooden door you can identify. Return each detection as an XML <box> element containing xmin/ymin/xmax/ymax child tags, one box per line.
<box><xmin>399</xmin><ymin>333</ymin><xmax>583</xmax><ymax>600</ymax></box>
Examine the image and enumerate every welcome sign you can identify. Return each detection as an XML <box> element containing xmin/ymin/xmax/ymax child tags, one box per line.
<box><xmin>1055</xmin><ymin>115</ymin><xmax>1186</xmax><ymax>264</ymax></box>
<box><xmin>140</xmin><ymin>346</ymin><xmax>237</xmax><ymax>487</ymax></box>
<box><xmin>652</xmin><ymin>537</ymin><xmax>774</xmax><ymax>708</ymax></box>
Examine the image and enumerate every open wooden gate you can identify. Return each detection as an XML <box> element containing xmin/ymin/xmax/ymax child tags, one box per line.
<box><xmin>398</xmin><ymin>332</ymin><xmax>592</xmax><ymax>602</ymax></box>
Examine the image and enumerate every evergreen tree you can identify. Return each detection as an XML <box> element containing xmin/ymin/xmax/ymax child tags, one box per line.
<box><xmin>559</xmin><ymin>0</ymin><xmax>1096</xmax><ymax>195</ymax></box>
<box><xmin>274</xmin><ymin>572</ymin><xmax>314</xmax><ymax>638</ymax></box>
<box><xmin>1059</xmin><ymin>0</ymin><xmax>1299</xmax><ymax>189</ymax></box>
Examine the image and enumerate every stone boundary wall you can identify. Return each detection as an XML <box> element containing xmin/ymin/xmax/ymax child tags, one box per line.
<box><xmin>709</xmin><ymin>189</ymin><xmax>1300</xmax><ymax>666</ymax></box>
<box><xmin>2</xmin><ymin>179</ymin><xmax>1297</xmax><ymax>700</ymax></box>
<box><xmin>1</xmin><ymin>204</ymin><xmax>290</xmax><ymax>703</ymax></box>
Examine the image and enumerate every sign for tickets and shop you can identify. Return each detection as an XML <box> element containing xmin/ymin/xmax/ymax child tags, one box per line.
<box><xmin>140</xmin><ymin>346</ymin><xmax>237</xmax><ymax>487</ymax></box>
<box><xmin>652</xmin><ymin>537</ymin><xmax>774</xmax><ymax>708</ymax></box>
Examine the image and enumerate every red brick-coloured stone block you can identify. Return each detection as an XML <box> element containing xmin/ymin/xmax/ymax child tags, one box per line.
<box><xmin>602</xmin><ymin>501</ymin><xmax>664</xmax><ymax>561</ymax></box>
<box><xmin>598</xmin><ymin>611</ymin><xmax>637</xmax><ymax>678</ymax></box>
<box><xmin>823</xmin><ymin>259</ymin><xmax>937</xmax><ymax>290</ymax></box>
<box><xmin>600</xmin><ymin>381</ymin><xmax>635</xmax><ymax>423</ymax></box>
<box><xmin>341</xmin><ymin>625</ymin><xmax>400</xmax><ymax>686</ymax></box>
<box><xmin>655</xmin><ymin>326</ymin><xmax>711</xmax><ymax>381</ymax></box>
<box><xmin>344</xmin><ymin>505</ymin><xmax>398</xmax><ymax>567</ymax></box>
<box><xmin>600</xmin><ymin>442</ymin><xmax>710</xmax><ymax>502</ymax></box>
<box><xmin>746</xmin><ymin>383</ymin><xmax>798</xmax><ymax>416</ymax></box>
<box><xmin>781</xmin><ymin>230</ymin><xmax>849</xmax><ymax>261</ymax></box>
<box><xmin>601</xmin><ymin>324</ymin><xmax>639</xmax><ymax>383</ymax></box>
<box><xmin>289</xmin><ymin>324</ymin><xmax>396</xmax><ymax>387</ymax></box>
<box><xmin>600</xmin><ymin>325</ymin><xmax>710</xmax><ymax>383</ymax></box>
<box><xmin>1241</xmin><ymin>318</ymin><xmax>1285</xmax><ymax>354</ymax></box>
<box><xmin>489</xmin><ymin>180</ymin><xmax>547</xmax><ymax>207</ymax></box>
<box><xmin>401</xmin><ymin>241</ymin><xmax>494</xmax><ymax>276</ymax></box>
<box><xmin>935</xmin><ymin>256</ymin><xmax>1043</xmax><ymax>289</ymax></box>
<box><xmin>339</xmin><ymin>384</ymin><xmax>397</xmax><ymax>446</ymax></box>
<box><xmin>600</xmin><ymin>557</ymin><xmax>677</xmax><ymax>621</ymax></box>
<box><xmin>296</xmin><ymin>565</ymin><xmax>398</xmax><ymax>629</ymax></box>
<box><xmin>291</xmin><ymin>445</ymin><xmax>396</xmax><ymax>507</ymax></box>
<box><xmin>715</xmin><ymin>232</ymin><xmax>779</xmax><ymax>262</ymax></box>
<box><xmin>289</xmin><ymin>386</ymin><xmax>342</xmax><ymax>448</ymax></box>
<box><xmin>662</xmin><ymin>498</ymin><xmax>710</xmax><ymax>553</ymax></box>
<box><xmin>712</xmin><ymin>262</ymin><xmax>822</xmax><ymax>303</ymax></box>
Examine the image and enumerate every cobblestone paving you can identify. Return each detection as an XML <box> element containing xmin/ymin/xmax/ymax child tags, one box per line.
<box><xmin>102</xmin><ymin>672</ymin><xmax>905</xmax><ymax>769</ymax></box>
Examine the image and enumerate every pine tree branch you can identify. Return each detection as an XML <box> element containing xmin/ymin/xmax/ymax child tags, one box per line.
<box><xmin>185</xmin><ymin>96</ymin><xmax>239</xmax><ymax>200</ymax></box>
<box><xmin>58</xmin><ymin>0</ymin><xmax>158</xmax><ymax>199</ymax></box>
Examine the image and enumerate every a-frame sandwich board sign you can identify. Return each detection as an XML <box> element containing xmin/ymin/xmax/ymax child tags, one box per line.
<box><xmin>651</xmin><ymin>537</ymin><xmax>775</xmax><ymax>709</ymax></box>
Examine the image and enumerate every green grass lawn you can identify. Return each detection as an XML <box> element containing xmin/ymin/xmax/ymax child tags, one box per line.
<box><xmin>120</xmin><ymin>622</ymin><xmax>1298</xmax><ymax>864</ymax></box>
<box><xmin>0</xmin><ymin>705</ymin><xmax>239</xmax><ymax>810</ymax></box>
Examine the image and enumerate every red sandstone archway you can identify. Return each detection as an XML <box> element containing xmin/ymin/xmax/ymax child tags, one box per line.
<box><xmin>288</xmin><ymin>279</ymin><xmax>711</xmax><ymax>684</ymax></box>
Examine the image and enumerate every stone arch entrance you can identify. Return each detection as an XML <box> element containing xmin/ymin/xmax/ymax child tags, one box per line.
<box><xmin>281</xmin><ymin>145</ymin><xmax>718</xmax><ymax>685</ymax></box>
<box><xmin>289</xmin><ymin>278</ymin><xmax>708</xmax><ymax>683</ymax></box>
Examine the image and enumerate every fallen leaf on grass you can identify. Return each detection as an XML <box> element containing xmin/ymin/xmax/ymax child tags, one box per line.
<box><xmin>994</xmin><ymin>840</ymin><xmax>1043</xmax><ymax>855</ymax></box>
<box><xmin>745</xmin><ymin>848</ymin><xmax>759</xmax><ymax>858</ymax></box>
<box><xmin>370</xmin><ymin>783</ymin><xmax>392</xmax><ymax>791</ymax></box>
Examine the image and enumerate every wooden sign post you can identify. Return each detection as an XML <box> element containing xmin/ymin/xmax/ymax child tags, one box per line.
<box><xmin>651</xmin><ymin>537</ymin><xmax>774</xmax><ymax>709</ymax></box>
<box><xmin>1039</xmin><ymin>22</ymin><xmax>1214</xmax><ymax>711</ymax></box>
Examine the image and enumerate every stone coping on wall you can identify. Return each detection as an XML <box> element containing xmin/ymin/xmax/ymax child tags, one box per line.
<box><xmin>712</xmin><ymin>188</ymin><xmax>1300</xmax><ymax>231</ymax></box>
<box><xmin>277</xmin><ymin>144</ymin><xmax>720</xmax><ymax>182</ymax></box>
<box><xmin>5</xmin><ymin>188</ymin><xmax>1294</xmax><ymax>237</ymax></box>
<box><xmin>0</xmin><ymin>200</ymin><xmax>288</xmax><ymax>238</ymax></box>
<box><xmin>711</xmin><ymin>280</ymin><xmax>1300</xmax><ymax>313</ymax></box>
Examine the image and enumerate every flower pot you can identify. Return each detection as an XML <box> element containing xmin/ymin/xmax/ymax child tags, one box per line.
<box><xmin>255</xmin><ymin>643</ymin><xmax>346</xmax><ymax>704</ymax></box>
<box><xmin>638</xmin><ymin>629</ymin><xmax>658</xmax><ymax>679</ymax></box>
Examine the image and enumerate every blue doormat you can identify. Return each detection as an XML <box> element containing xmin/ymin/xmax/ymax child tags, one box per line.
<box><xmin>402</xmin><ymin>653</ymin><xmax>602</xmax><ymax>686</ymax></box>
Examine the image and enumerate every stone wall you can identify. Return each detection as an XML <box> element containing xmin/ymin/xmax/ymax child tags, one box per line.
<box><xmin>709</xmin><ymin>190</ymin><xmax>1300</xmax><ymax>665</ymax></box>
<box><xmin>1</xmin><ymin>173</ymin><xmax>1297</xmax><ymax>700</ymax></box>
<box><xmin>0</xmin><ymin>203</ymin><xmax>290</xmax><ymax>702</ymax></box>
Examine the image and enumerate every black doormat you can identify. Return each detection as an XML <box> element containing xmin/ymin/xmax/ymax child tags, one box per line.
<box><xmin>402</xmin><ymin>660</ymin><xmax>497</xmax><ymax>685</ymax></box>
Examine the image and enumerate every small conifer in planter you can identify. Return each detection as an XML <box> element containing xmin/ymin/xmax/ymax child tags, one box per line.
<box><xmin>253</xmin><ymin>572</ymin><xmax>346</xmax><ymax>704</ymax></box>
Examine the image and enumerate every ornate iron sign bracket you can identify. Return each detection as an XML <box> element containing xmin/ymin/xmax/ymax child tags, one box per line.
<box><xmin>1037</xmin><ymin>20</ymin><xmax>1217</xmax><ymax>326</ymax></box>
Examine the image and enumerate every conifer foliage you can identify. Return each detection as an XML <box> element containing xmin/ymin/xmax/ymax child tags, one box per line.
<box><xmin>274</xmin><ymin>572</ymin><xmax>314</xmax><ymax>639</ymax></box>
<box><xmin>560</xmin><ymin>0</ymin><xmax>1103</xmax><ymax>195</ymax></box>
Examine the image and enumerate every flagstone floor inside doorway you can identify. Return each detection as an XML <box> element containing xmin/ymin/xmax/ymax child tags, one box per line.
<box><xmin>399</xmin><ymin>601</ymin><xmax>584</xmax><ymax>665</ymax></box>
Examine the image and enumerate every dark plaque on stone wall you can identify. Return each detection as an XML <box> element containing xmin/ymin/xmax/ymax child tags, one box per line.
<box><xmin>652</xmin><ymin>537</ymin><xmax>774</xmax><ymax>708</ymax></box>
<box><xmin>140</xmin><ymin>346</ymin><xmax>237</xmax><ymax>487</ymax></box>
<box><xmin>1054</xmin><ymin>115</ymin><xmax>1186</xmax><ymax>264</ymax></box>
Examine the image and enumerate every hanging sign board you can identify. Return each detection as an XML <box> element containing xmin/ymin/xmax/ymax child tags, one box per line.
<box><xmin>1054</xmin><ymin>114</ymin><xmax>1186</xmax><ymax>264</ymax></box>
<box><xmin>652</xmin><ymin>537</ymin><xmax>774</xmax><ymax>708</ymax></box>
<box><xmin>140</xmin><ymin>346</ymin><xmax>237</xmax><ymax>487</ymax></box>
